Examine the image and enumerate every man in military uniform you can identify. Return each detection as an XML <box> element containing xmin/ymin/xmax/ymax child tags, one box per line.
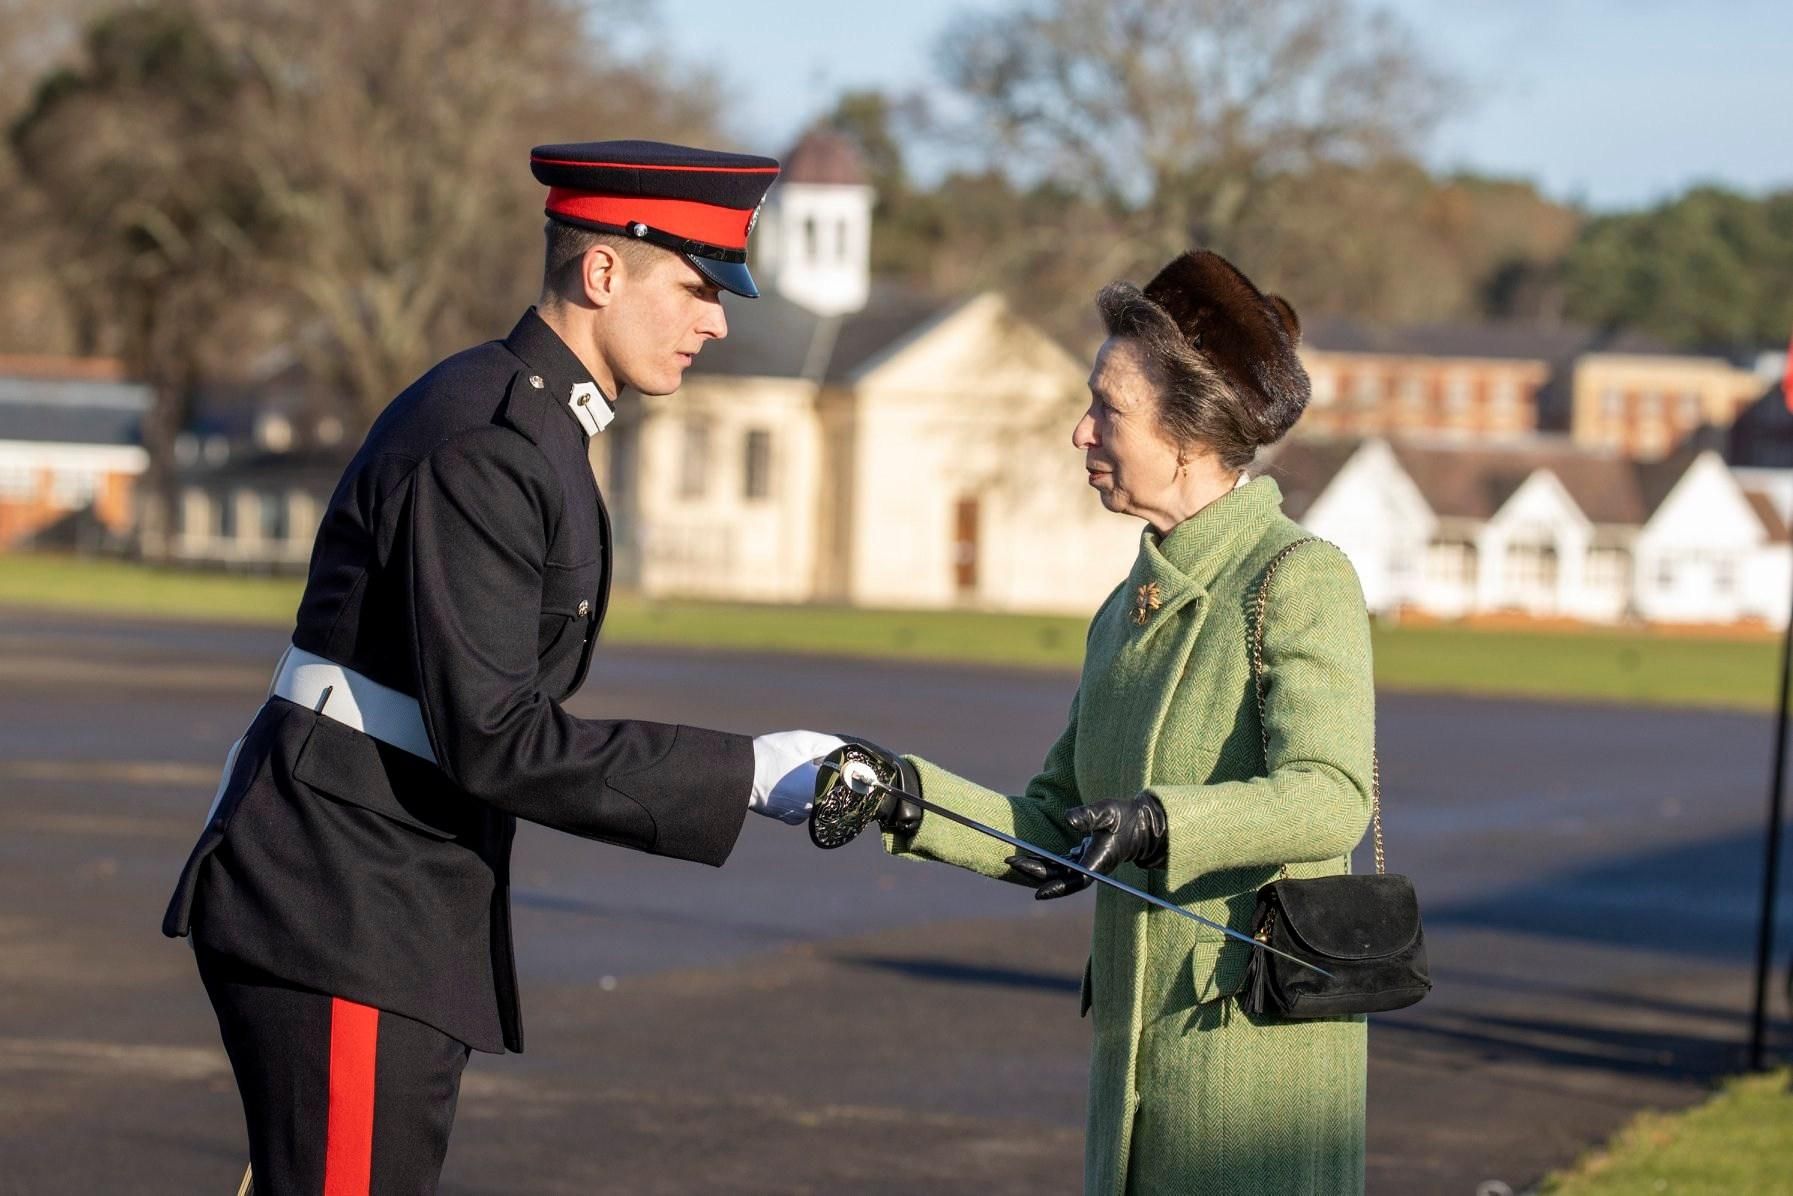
<box><xmin>164</xmin><ymin>141</ymin><xmax>847</xmax><ymax>1192</ymax></box>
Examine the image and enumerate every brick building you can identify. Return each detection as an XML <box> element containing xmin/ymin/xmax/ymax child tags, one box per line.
<box><xmin>0</xmin><ymin>356</ymin><xmax>150</xmax><ymax>550</ymax></box>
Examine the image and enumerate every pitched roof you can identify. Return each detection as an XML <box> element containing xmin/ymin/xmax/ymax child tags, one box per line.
<box><xmin>1268</xmin><ymin>433</ymin><xmax>1715</xmax><ymax>529</ymax></box>
<box><xmin>1633</xmin><ymin>433</ymin><xmax>1709</xmax><ymax>514</ymax></box>
<box><xmin>173</xmin><ymin>447</ymin><xmax>349</xmax><ymax>487</ymax></box>
<box><xmin>1388</xmin><ymin>437</ymin><xmax>1652</xmax><ymax>525</ymax></box>
<box><xmin>1743</xmin><ymin>489</ymin><xmax>1790</xmax><ymax>542</ymax></box>
<box><xmin>782</xmin><ymin>127</ymin><xmax>868</xmax><ymax>186</ymax></box>
<box><xmin>1726</xmin><ymin>382</ymin><xmax>1793</xmax><ymax>467</ymax></box>
<box><xmin>1255</xmin><ymin>438</ymin><xmax>1365</xmax><ymax>519</ymax></box>
<box><xmin>689</xmin><ymin>282</ymin><xmax>960</xmax><ymax>385</ymax></box>
<box><xmin>1301</xmin><ymin>318</ymin><xmax>1677</xmax><ymax>364</ymax></box>
<box><xmin>690</xmin><ymin>289</ymin><xmax>826</xmax><ymax>379</ymax></box>
<box><xmin>0</xmin><ymin>373</ymin><xmax>151</xmax><ymax>447</ymax></box>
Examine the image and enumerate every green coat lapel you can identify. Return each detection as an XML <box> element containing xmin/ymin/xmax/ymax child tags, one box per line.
<box><xmin>1077</xmin><ymin>479</ymin><xmax>1284</xmax><ymax>801</ymax></box>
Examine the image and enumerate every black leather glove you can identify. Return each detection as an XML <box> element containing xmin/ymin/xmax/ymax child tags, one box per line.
<box><xmin>1006</xmin><ymin>795</ymin><xmax>1168</xmax><ymax>900</ymax></box>
<box><xmin>841</xmin><ymin>738</ymin><xmax>925</xmax><ymax>838</ymax></box>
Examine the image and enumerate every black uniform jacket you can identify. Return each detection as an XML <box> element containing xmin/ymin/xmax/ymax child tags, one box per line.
<box><xmin>163</xmin><ymin>309</ymin><xmax>753</xmax><ymax>1053</ymax></box>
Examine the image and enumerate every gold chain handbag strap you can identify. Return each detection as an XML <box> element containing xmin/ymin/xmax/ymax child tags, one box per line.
<box><xmin>1250</xmin><ymin>537</ymin><xmax>1385</xmax><ymax>877</ymax></box>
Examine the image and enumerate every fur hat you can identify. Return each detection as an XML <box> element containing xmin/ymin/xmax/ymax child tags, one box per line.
<box><xmin>1141</xmin><ymin>250</ymin><xmax>1308</xmax><ymax>445</ymax></box>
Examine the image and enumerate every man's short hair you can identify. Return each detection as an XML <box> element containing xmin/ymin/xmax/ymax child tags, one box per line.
<box><xmin>541</xmin><ymin>219</ymin><xmax>664</xmax><ymax>300</ymax></box>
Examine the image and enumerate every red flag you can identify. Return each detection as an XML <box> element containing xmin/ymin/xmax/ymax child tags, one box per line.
<box><xmin>1785</xmin><ymin>328</ymin><xmax>1793</xmax><ymax>412</ymax></box>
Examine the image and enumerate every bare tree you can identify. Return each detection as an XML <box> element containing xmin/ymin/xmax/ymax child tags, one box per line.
<box><xmin>9</xmin><ymin>0</ymin><xmax>725</xmax><ymax>552</ymax></box>
<box><xmin>10</xmin><ymin>3</ymin><xmax>272</xmax><ymax>556</ymax></box>
<box><xmin>0</xmin><ymin>0</ymin><xmax>106</xmax><ymax>114</ymax></box>
<box><xmin>935</xmin><ymin>0</ymin><xmax>1453</xmax><ymax>330</ymax></box>
<box><xmin>202</xmin><ymin>0</ymin><xmax>721</xmax><ymax>426</ymax></box>
<box><xmin>0</xmin><ymin>0</ymin><xmax>112</xmax><ymax>354</ymax></box>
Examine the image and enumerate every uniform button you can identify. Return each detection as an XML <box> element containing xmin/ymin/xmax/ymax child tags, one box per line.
<box><xmin>576</xmin><ymin>599</ymin><xmax>590</xmax><ymax>617</ymax></box>
<box><xmin>529</xmin><ymin>375</ymin><xmax>544</xmax><ymax>389</ymax></box>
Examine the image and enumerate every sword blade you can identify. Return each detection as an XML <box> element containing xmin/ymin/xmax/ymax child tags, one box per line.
<box><xmin>868</xmin><ymin>780</ymin><xmax>1331</xmax><ymax>978</ymax></box>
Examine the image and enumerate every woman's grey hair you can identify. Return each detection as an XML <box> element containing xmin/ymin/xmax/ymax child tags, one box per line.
<box><xmin>1095</xmin><ymin>282</ymin><xmax>1295</xmax><ymax>471</ymax></box>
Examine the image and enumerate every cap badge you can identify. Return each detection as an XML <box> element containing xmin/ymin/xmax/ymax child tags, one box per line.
<box><xmin>568</xmin><ymin>381</ymin><xmax>615</xmax><ymax>435</ymax></box>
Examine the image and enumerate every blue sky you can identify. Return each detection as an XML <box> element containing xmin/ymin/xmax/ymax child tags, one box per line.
<box><xmin>640</xmin><ymin>0</ymin><xmax>1793</xmax><ymax>211</ymax></box>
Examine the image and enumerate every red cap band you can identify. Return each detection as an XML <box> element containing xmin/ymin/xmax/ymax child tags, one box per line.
<box><xmin>545</xmin><ymin>188</ymin><xmax>754</xmax><ymax>250</ymax></box>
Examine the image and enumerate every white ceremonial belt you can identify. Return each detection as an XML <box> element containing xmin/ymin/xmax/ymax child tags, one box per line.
<box><xmin>271</xmin><ymin>645</ymin><xmax>438</xmax><ymax>764</ymax></box>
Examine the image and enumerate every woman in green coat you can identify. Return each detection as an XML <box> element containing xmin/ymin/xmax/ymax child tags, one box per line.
<box><xmin>856</xmin><ymin>250</ymin><xmax>1375</xmax><ymax>1195</ymax></box>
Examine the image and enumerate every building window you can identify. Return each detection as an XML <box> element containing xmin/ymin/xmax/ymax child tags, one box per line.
<box><xmin>49</xmin><ymin>468</ymin><xmax>98</xmax><ymax>508</ymax></box>
<box><xmin>1585</xmin><ymin>546</ymin><xmax>1630</xmax><ymax>591</ymax></box>
<box><xmin>743</xmin><ymin>428</ymin><xmax>772</xmax><ymax>500</ymax></box>
<box><xmin>0</xmin><ymin>462</ymin><xmax>34</xmax><ymax>498</ymax></box>
<box><xmin>218</xmin><ymin>491</ymin><xmax>238</xmax><ymax>540</ymax></box>
<box><xmin>1491</xmin><ymin>377</ymin><xmax>1518</xmax><ymax>415</ymax></box>
<box><xmin>261</xmin><ymin>491</ymin><xmax>290</xmax><ymax>542</ymax></box>
<box><xmin>1655</xmin><ymin>558</ymin><xmax>1676</xmax><ymax>588</ymax></box>
<box><xmin>1350</xmin><ymin>370</ymin><xmax>1380</xmax><ymax>407</ymax></box>
<box><xmin>1444</xmin><ymin>375</ymin><xmax>1472</xmax><ymax>413</ymax></box>
<box><xmin>181</xmin><ymin>489</ymin><xmax>212</xmax><ymax>538</ymax></box>
<box><xmin>679</xmin><ymin>419</ymin><xmax>711</xmax><ymax>500</ymax></box>
<box><xmin>1398</xmin><ymin>375</ymin><xmax>1426</xmax><ymax>412</ymax></box>
<box><xmin>1714</xmin><ymin>557</ymin><xmax>1737</xmax><ymax>595</ymax></box>
<box><xmin>835</xmin><ymin>218</ymin><xmax>849</xmax><ymax>262</ymax></box>
<box><xmin>1426</xmin><ymin>540</ymin><xmax>1477</xmax><ymax>585</ymax></box>
<box><xmin>1678</xmin><ymin>392</ymin><xmax>1702</xmax><ymax>425</ymax></box>
<box><xmin>289</xmin><ymin>492</ymin><xmax>315</xmax><ymax>543</ymax></box>
<box><xmin>1505</xmin><ymin>541</ymin><xmax>1558</xmax><ymax>590</ymax></box>
<box><xmin>803</xmin><ymin>215</ymin><xmax>818</xmax><ymax>264</ymax></box>
<box><xmin>1638</xmin><ymin>390</ymin><xmax>1663</xmax><ymax>420</ymax></box>
<box><xmin>1310</xmin><ymin>369</ymin><xmax>1337</xmax><ymax>407</ymax></box>
<box><xmin>1601</xmin><ymin>388</ymin><xmax>1623</xmax><ymax>420</ymax></box>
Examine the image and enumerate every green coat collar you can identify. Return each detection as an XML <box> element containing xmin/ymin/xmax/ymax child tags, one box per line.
<box><xmin>1123</xmin><ymin>477</ymin><xmax>1283</xmax><ymax>633</ymax></box>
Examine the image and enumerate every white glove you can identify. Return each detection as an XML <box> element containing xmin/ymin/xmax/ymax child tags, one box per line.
<box><xmin>749</xmin><ymin>730</ymin><xmax>847</xmax><ymax>825</ymax></box>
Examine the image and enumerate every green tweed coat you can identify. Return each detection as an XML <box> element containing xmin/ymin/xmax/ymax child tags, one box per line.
<box><xmin>888</xmin><ymin>477</ymin><xmax>1374</xmax><ymax>1196</ymax></box>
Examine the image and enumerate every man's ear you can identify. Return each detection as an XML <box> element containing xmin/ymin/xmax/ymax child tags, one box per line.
<box><xmin>581</xmin><ymin>243</ymin><xmax>623</xmax><ymax>309</ymax></box>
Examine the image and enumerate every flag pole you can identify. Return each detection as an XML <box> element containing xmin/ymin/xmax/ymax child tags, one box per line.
<box><xmin>1747</xmin><ymin>335</ymin><xmax>1793</xmax><ymax>1071</ymax></box>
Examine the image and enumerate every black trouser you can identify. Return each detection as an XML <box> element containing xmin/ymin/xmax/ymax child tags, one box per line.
<box><xmin>198</xmin><ymin>949</ymin><xmax>471</xmax><ymax>1195</ymax></box>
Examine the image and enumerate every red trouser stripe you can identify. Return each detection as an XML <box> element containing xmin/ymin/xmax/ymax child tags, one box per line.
<box><xmin>323</xmin><ymin>997</ymin><xmax>379</xmax><ymax>1196</ymax></box>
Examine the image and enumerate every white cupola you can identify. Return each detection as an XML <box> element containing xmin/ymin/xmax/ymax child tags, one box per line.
<box><xmin>753</xmin><ymin>126</ymin><xmax>873</xmax><ymax>316</ymax></box>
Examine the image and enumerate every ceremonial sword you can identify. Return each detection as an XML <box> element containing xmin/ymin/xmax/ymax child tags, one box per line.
<box><xmin>809</xmin><ymin>744</ymin><xmax>1331</xmax><ymax>978</ymax></box>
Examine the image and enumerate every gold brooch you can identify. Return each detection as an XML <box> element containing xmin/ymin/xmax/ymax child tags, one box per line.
<box><xmin>1133</xmin><ymin>581</ymin><xmax>1163</xmax><ymax>625</ymax></box>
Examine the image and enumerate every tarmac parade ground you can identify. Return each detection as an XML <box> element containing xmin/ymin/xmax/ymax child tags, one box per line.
<box><xmin>0</xmin><ymin>608</ymin><xmax>1788</xmax><ymax>1194</ymax></box>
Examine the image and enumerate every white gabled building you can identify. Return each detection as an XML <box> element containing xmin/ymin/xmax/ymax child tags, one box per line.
<box><xmin>1275</xmin><ymin>438</ymin><xmax>1433</xmax><ymax>615</ymax></box>
<box><xmin>602</xmin><ymin>126</ymin><xmax>1142</xmax><ymax>616</ymax></box>
<box><xmin>1634</xmin><ymin>452</ymin><xmax>1778</xmax><ymax>624</ymax></box>
<box><xmin>1263</xmin><ymin>435</ymin><xmax>1792</xmax><ymax>628</ymax></box>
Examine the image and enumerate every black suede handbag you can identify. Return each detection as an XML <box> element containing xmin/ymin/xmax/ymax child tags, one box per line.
<box><xmin>1240</xmin><ymin>539</ymin><xmax>1432</xmax><ymax>1019</ymax></box>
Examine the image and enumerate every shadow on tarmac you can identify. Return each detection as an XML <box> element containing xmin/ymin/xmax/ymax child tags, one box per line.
<box><xmin>843</xmin><ymin>955</ymin><xmax>1083</xmax><ymax>995</ymax></box>
<box><xmin>1427</xmin><ymin>825</ymin><xmax>1791</xmax><ymax>962</ymax></box>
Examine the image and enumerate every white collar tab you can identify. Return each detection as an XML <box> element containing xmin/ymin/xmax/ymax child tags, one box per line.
<box><xmin>568</xmin><ymin>381</ymin><xmax>614</xmax><ymax>435</ymax></box>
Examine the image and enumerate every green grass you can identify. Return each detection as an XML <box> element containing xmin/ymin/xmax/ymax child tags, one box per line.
<box><xmin>0</xmin><ymin>553</ymin><xmax>306</xmax><ymax>625</ymax></box>
<box><xmin>1541</xmin><ymin>1070</ymin><xmax>1793</xmax><ymax>1195</ymax></box>
<box><xmin>0</xmin><ymin>553</ymin><xmax>1782</xmax><ymax>711</ymax></box>
<box><xmin>601</xmin><ymin>594</ymin><xmax>1089</xmax><ymax>669</ymax></box>
<box><xmin>1369</xmin><ymin>621</ymin><xmax>1780</xmax><ymax>712</ymax></box>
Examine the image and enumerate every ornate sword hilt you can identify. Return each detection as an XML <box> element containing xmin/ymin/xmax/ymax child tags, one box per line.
<box><xmin>809</xmin><ymin>742</ymin><xmax>895</xmax><ymax>849</ymax></box>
